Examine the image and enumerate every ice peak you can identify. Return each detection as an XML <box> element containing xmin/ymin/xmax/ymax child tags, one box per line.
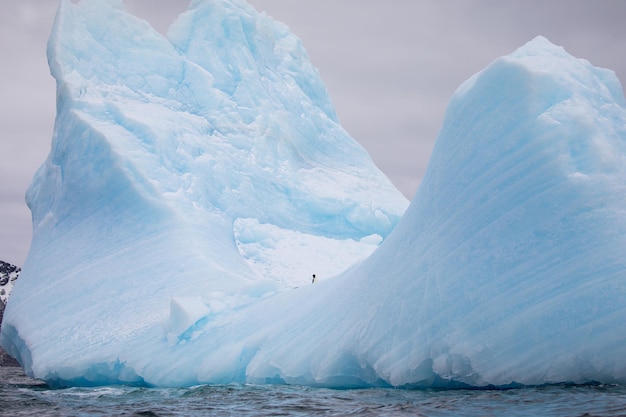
<box><xmin>507</xmin><ymin>36</ymin><xmax>624</xmax><ymax>105</ymax></box>
<box><xmin>455</xmin><ymin>35</ymin><xmax>625</xmax><ymax>114</ymax></box>
<box><xmin>515</xmin><ymin>35</ymin><xmax>566</xmax><ymax>55</ymax></box>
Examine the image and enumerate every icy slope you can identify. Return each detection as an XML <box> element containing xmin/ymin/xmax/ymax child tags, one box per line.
<box><xmin>241</xmin><ymin>36</ymin><xmax>626</xmax><ymax>388</ymax></box>
<box><xmin>117</xmin><ymin>36</ymin><xmax>626</xmax><ymax>388</ymax></box>
<box><xmin>0</xmin><ymin>0</ymin><xmax>407</xmax><ymax>384</ymax></box>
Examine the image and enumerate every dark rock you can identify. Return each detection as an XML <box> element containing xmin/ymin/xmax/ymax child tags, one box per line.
<box><xmin>0</xmin><ymin>301</ymin><xmax>20</xmax><ymax>367</ymax></box>
<box><xmin>0</xmin><ymin>261</ymin><xmax>20</xmax><ymax>367</ymax></box>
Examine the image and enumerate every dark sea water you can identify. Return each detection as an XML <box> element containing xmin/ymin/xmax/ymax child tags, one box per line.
<box><xmin>2</xmin><ymin>366</ymin><xmax>626</xmax><ymax>416</ymax></box>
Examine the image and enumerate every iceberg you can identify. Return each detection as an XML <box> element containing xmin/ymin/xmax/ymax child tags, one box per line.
<box><xmin>0</xmin><ymin>0</ymin><xmax>407</xmax><ymax>386</ymax></box>
<box><xmin>3</xmin><ymin>0</ymin><xmax>626</xmax><ymax>389</ymax></box>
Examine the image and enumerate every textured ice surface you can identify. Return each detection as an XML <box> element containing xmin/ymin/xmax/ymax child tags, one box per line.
<box><xmin>294</xmin><ymin>36</ymin><xmax>626</xmax><ymax>388</ymax></box>
<box><xmin>0</xmin><ymin>0</ymin><xmax>407</xmax><ymax>386</ymax></box>
<box><xmin>3</xmin><ymin>0</ymin><xmax>626</xmax><ymax>389</ymax></box>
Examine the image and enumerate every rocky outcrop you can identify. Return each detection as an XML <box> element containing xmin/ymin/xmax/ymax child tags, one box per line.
<box><xmin>0</xmin><ymin>261</ymin><xmax>19</xmax><ymax>304</ymax></box>
<box><xmin>0</xmin><ymin>261</ymin><xmax>20</xmax><ymax>367</ymax></box>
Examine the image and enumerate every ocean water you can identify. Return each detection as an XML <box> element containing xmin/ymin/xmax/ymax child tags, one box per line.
<box><xmin>2</xmin><ymin>366</ymin><xmax>626</xmax><ymax>416</ymax></box>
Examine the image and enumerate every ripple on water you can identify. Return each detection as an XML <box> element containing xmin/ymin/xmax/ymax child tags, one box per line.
<box><xmin>2</xmin><ymin>367</ymin><xmax>626</xmax><ymax>416</ymax></box>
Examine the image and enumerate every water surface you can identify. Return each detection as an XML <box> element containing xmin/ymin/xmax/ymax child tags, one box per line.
<box><xmin>2</xmin><ymin>366</ymin><xmax>626</xmax><ymax>416</ymax></box>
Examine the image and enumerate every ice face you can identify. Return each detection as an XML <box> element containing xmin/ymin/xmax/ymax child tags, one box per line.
<box><xmin>2</xmin><ymin>0</ymin><xmax>626</xmax><ymax>390</ymax></box>
<box><xmin>0</xmin><ymin>0</ymin><xmax>407</xmax><ymax>386</ymax></box>
<box><xmin>253</xmin><ymin>36</ymin><xmax>626</xmax><ymax>388</ymax></box>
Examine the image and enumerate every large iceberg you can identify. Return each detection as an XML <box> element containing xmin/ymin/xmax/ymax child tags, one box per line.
<box><xmin>1</xmin><ymin>0</ymin><xmax>408</xmax><ymax>386</ymax></box>
<box><xmin>3</xmin><ymin>0</ymin><xmax>626</xmax><ymax>389</ymax></box>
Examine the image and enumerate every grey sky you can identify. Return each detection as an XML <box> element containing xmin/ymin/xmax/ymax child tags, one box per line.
<box><xmin>1</xmin><ymin>0</ymin><xmax>625</xmax><ymax>266</ymax></box>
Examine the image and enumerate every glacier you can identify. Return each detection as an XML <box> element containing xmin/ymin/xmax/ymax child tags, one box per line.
<box><xmin>3</xmin><ymin>0</ymin><xmax>626</xmax><ymax>389</ymax></box>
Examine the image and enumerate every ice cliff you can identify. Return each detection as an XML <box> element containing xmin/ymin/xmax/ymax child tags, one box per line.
<box><xmin>1</xmin><ymin>0</ymin><xmax>407</xmax><ymax>385</ymax></box>
<box><xmin>2</xmin><ymin>0</ymin><xmax>626</xmax><ymax>389</ymax></box>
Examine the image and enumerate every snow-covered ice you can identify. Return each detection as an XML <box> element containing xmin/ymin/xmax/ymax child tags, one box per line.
<box><xmin>2</xmin><ymin>0</ymin><xmax>626</xmax><ymax>389</ymax></box>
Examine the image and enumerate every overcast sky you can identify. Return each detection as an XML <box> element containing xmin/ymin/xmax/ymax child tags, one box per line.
<box><xmin>1</xmin><ymin>0</ymin><xmax>625</xmax><ymax>266</ymax></box>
